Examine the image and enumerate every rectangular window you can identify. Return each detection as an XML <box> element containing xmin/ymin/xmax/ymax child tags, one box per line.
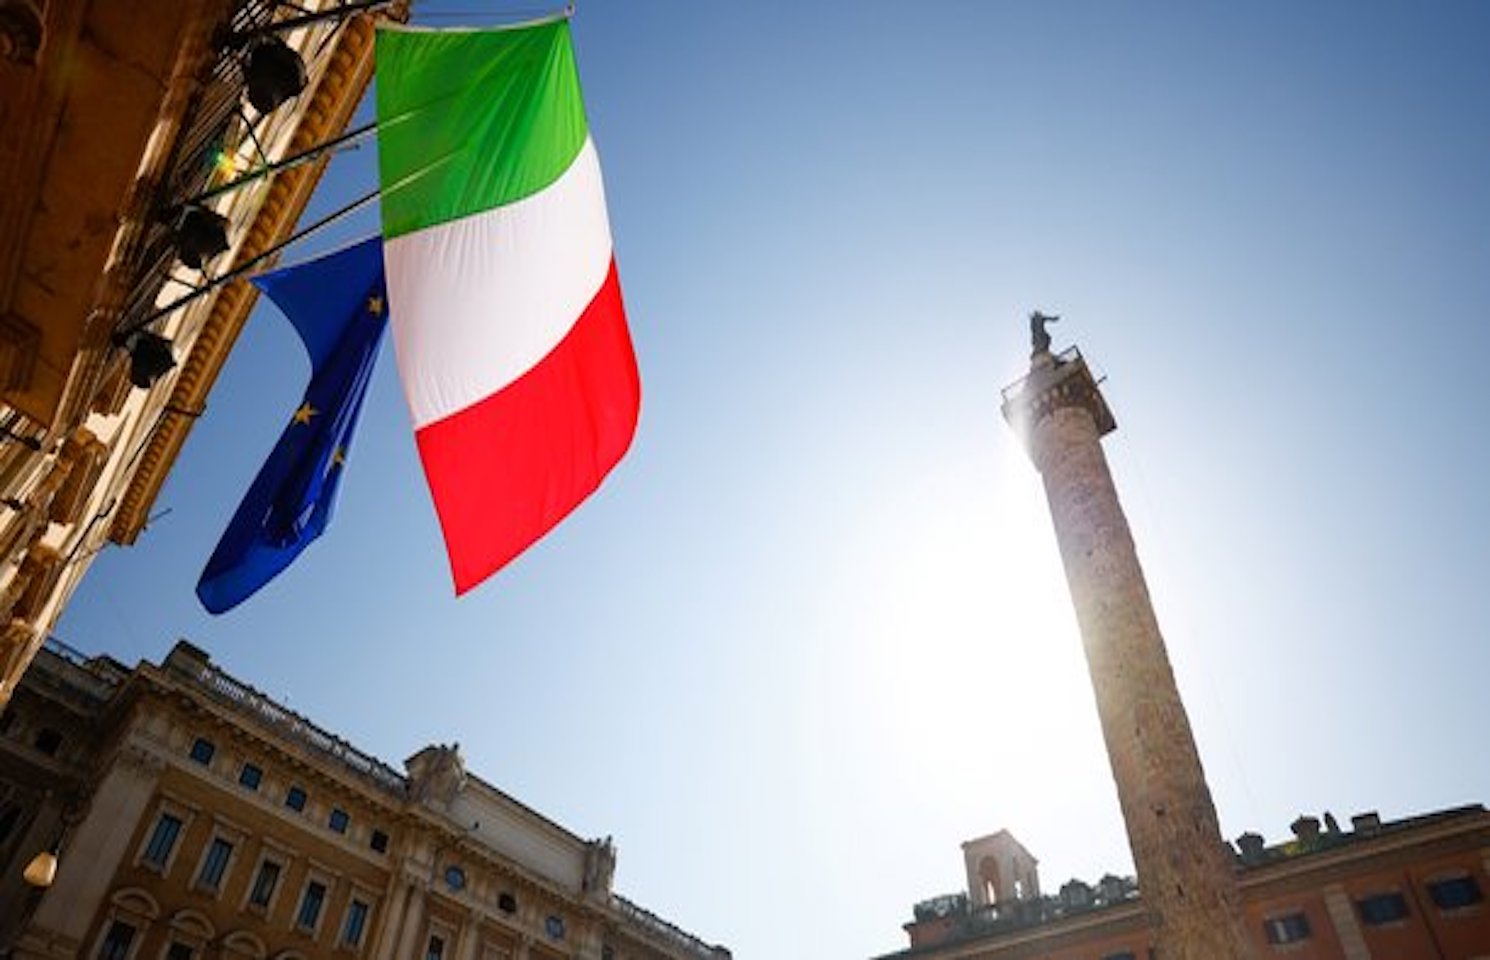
<box><xmin>98</xmin><ymin>920</ymin><xmax>135</xmax><ymax>960</ymax></box>
<box><xmin>238</xmin><ymin>763</ymin><xmax>262</xmax><ymax>790</ymax></box>
<box><xmin>142</xmin><ymin>813</ymin><xmax>183</xmax><ymax>868</ymax></box>
<box><xmin>166</xmin><ymin>944</ymin><xmax>193</xmax><ymax>960</ymax></box>
<box><xmin>189</xmin><ymin>737</ymin><xmax>215</xmax><ymax>765</ymax></box>
<box><xmin>370</xmin><ymin>829</ymin><xmax>389</xmax><ymax>853</ymax></box>
<box><xmin>285</xmin><ymin>785</ymin><xmax>307</xmax><ymax>812</ymax></box>
<box><xmin>1263</xmin><ymin>912</ymin><xmax>1311</xmax><ymax>944</ymax></box>
<box><xmin>342</xmin><ymin>899</ymin><xmax>370</xmax><ymax>948</ymax></box>
<box><xmin>298</xmin><ymin>880</ymin><xmax>327</xmax><ymax>930</ymax></box>
<box><xmin>33</xmin><ymin>727</ymin><xmax>62</xmax><ymax>756</ymax></box>
<box><xmin>1357</xmin><ymin>891</ymin><xmax>1410</xmax><ymax>925</ymax></box>
<box><xmin>197</xmin><ymin>837</ymin><xmax>234</xmax><ymax>890</ymax></box>
<box><xmin>328</xmin><ymin>807</ymin><xmax>350</xmax><ymax>834</ymax></box>
<box><xmin>426</xmin><ymin>936</ymin><xmax>445</xmax><ymax>960</ymax></box>
<box><xmin>248</xmin><ymin>859</ymin><xmax>281</xmax><ymax>907</ymax></box>
<box><xmin>1101</xmin><ymin>953</ymin><xmax>1137</xmax><ymax>960</ymax></box>
<box><xmin>1428</xmin><ymin>875</ymin><xmax>1483</xmax><ymax>911</ymax></box>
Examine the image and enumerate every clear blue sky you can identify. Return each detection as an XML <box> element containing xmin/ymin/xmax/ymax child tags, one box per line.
<box><xmin>61</xmin><ymin>3</ymin><xmax>1490</xmax><ymax>957</ymax></box>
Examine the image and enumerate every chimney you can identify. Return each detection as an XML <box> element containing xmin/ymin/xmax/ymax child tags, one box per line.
<box><xmin>1235</xmin><ymin>832</ymin><xmax>1266</xmax><ymax>864</ymax></box>
<box><xmin>1291</xmin><ymin>816</ymin><xmax>1321</xmax><ymax>843</ymax></box>
<box><xmin>1351</xmin><ymin>812</ymin><xmax>1382</xmax><ymax>836</ymax></box>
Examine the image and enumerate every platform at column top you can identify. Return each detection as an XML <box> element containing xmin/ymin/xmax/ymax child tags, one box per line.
<box><xmin>1000</xmin><ymin>346</ymin><xmax>1117</xmax><ymax>457</ymax></box>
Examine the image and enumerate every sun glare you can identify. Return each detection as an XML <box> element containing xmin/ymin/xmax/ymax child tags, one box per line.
<box><xmin>814</xmin><ymin>446</ymin><xmax>1096</xmax><ymax>803</ymax></box>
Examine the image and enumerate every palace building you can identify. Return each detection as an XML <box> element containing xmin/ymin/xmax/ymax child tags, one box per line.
<box><xmin>0</xmin><ymin>0</ymin><xmax>401</xmax><ymax>708</ymax></box>
<box><xmin>880</xmin><ymin>808</ymin><xmax>1490</xmax><ymax>960</ymax></box>
<box><xmin>0</xmin><ymin>637</ymin><xmax>728</xmax><ymax>960</ymax></box>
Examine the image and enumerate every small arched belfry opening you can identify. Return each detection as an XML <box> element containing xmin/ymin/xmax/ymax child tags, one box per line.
<box><xmin>960</xmin><ymin>829</ymin><xmax>1040</xmax><ymax>912</ymax></box>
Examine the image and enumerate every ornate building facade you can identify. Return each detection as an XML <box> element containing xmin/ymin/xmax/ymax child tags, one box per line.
<box><xmin>0</xmin><ymin>0</ymin><xmax>401</xmax><ymax>707</ymax></box>
<box><xmin>881</xmin><ymin>809</ymin><xmax>1490</xmax><ymax>960</ymax></box>
<box><xmin>0</xmin><ymin>637</ymin><xmax>728</xmax><ymax>960</ymax></box>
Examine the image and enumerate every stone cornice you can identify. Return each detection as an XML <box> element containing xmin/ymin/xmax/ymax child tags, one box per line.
<box><xmin>1235</xmin><ymin>810</ymin><xmax>1490</xmax><ymax>896</ymax></box>
<box><xmin>109</xmin><ymin>6</ymin><xmax>399</xmax><ymax>544</ymax></box>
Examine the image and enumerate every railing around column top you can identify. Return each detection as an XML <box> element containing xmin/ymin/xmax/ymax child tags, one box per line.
<box><xmin>1000</xmin><ymin>346</ymin><xmax>1084</xmax><ymax>405</ymax></box>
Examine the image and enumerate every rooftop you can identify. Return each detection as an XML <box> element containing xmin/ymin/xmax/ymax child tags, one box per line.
<box><xmin>34</xmin><ymin>635</ymin><xmax>731</xmax><ymax>959</ymax></box>
<box><xmin>883</xmin><ymin>804</ymin><xmax>1490</xmax><ymax>959</ymax></box>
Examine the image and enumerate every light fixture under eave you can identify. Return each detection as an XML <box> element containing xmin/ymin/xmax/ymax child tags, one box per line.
<box><xmin>244</xmin><ymin>36</ymin><xmax>307</xmax><ymax>115</ymax></box>
<box><xmin>174</xmin><ymin>205</ymin><xmax>230</xmax><ymax>269</ymax></box>
<box><xmin>127</xmin><ymin>332</ymin><xmax>177</xmax><ymax>389</ymax></box>
<box><xmin>23</xmin><ymin>848</ymin><xmax>57</xmax><ymax>888</ymax></box>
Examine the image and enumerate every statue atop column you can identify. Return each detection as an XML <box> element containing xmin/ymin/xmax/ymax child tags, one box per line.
<box><xmin>1029</xmin><ymin>311</ymin><xmax>1059</xmax><ymax>356</ymax></box>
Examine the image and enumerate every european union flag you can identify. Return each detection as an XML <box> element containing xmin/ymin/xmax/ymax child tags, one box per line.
<box><xmin>197</xmin><ymin>236</ymin><xmax>388</xmax><ymax>614</ymax></box>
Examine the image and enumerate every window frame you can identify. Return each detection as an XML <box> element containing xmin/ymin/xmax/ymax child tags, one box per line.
<box><xmin>243</xmin><ymin>854</ymin><xmax>285</xmax><ymax>913</ymax></box>
<box><xmin>1426</xmin><ymin>872</ymin><xmax>1484</xmax><ymax>913</ymax></box>
<box><xmin>238</xmin><ymin>762</ymin><xmax>263</xmax><ymax>791</ymax></box>
<box><xmin>95</xmin><ymin>918</ymin><xmax>139</xmax><ymax>960</ymax></box>
<box><xmin>295</xmin><ymin>874</ymin><xmax>332</xmax><ymax>936</ymax></box>
<box><xmin>1355</xmin><ymin>890</ymin><xmax>1410</xmax><ymax>926</ymax></box>
<box><xmin>340</xmin><ymin>896</ymin><xmax>373</xmax><ymax>952</ymax></box>
<box><xmin>285</xmin><ymin>784</ymin><xmax>308</xmax><ymax>813</ymax></box>
<box><xmin>32</xmin><ymin>726</ymin><xmax>63</xmax><ymax>756</ymax></box>
<box><xmin>135</xmin><ymin>800</ymin><xmax>194</xmax><ymax>876</ymax></box>
<box><xmin>193</xmin><ymin>835</ymin><xmax>236</xmax><ymax>893</ymax></box>
<box><xmin>328</xmin><ymin>807</ymin><xmax>350</xmax><ymax>835</ymax></box>
<box><xmin>188</xmin><ymin>737</ymin><xmax>216</xmax><ymax>766</ymax></box>
<box><xmin>1262</xmin><ymin>910</ymin><xmax>1312</xmax><ymax>945</ymax></box>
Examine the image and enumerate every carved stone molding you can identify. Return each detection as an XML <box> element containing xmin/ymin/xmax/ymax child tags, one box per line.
<box><xmin>13</xmin><ymin>540</ymin><xmax>62</xmax><ymax>621</ymax></box>
<box><xmin>48</xmin><ymin>426</ymin><xmax>106</xmax><ymax>526</ymax></box>
<box><xmin>0</xmin><ymin>311</ymin><xmax>40</xmax><ymax>390</ymax></box>
<box><xmin>0</xmin><ymin>614</ymin><xmax>36</xmax><ymax>682</ymax></box>
<box><xmin>112</xmin><ymin>740</ymin><xmax>169</xmax><ymax>780</ymax></box>
<box><xmin>407</xmin><ymin>743</ymin><xmax>466</xmax><ymax>808</ymax></box>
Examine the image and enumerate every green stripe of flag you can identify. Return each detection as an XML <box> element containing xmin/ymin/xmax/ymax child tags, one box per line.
<box><xmin>375</xmin><ymin>20</ymin><xmax>589</xmax><ymax>239</ymax></box>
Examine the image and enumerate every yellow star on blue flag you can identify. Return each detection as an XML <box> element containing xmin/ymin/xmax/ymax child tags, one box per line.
<box><xmin>197</xmin><ymin>236</ymin><xmax>387</xmax><ymax>614</ymax></box>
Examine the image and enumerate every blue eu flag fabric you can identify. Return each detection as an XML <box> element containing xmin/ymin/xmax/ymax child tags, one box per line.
<box><xmin>197</xmin><ymin>236</ymin><xmax>388</xmax><ymax>614</ymax></box>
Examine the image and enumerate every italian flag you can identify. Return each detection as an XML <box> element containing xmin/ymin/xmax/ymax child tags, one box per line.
<box><xmin>376</xmin><ymin>17</ymin><xmax>638</xmax><ymax>594</ymax></box>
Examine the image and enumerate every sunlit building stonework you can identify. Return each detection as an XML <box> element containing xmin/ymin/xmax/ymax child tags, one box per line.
<box><xmin>0</xmin><ymin>0</ymin><xmax>402</xmax><ymax>708</ymax></box>
<box><xmin>0</xmin><ymin>638</ymin><xmax>728</xmax><ymax>960</ymax></box>
<box><xmin>880</xmin><ymin>811</ymin><xmax>1490</xmax><ymax>960</ymax></box>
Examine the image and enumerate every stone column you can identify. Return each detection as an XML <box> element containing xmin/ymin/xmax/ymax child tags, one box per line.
<box><xmin>454</xmin><ymin>909</ymin><xmax>480</xmax><ymax>960</ymax></box>
<box><xmin>370</xmin><ymin>878</ymin><xmax>411</xmax><ymax>960</ymax></box>
<box><xmin>1002</xmin><ymin>347</ymin><xmax>1254</xmax><ymax>960</ymax></box>
<box><xmin>391</xmin><ymin>881</ymin><xmax>428</xmax><ymax>960</ymax></box>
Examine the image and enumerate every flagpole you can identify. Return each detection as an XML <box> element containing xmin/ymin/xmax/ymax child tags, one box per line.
<box><xmin>112</xmin><ymin>188</ymin><xmax>382</xmax><ymax>344</ymax></box>
<box><xmin>185</xmin><ymin>120</ymin><xmax>380</xmax><ymax>208</ymax></box>
<box><xmin>114</xmin><ymin>147</ymin><xmax>459</xmax><ymax>344</ymax></box>
<box><xmin>387</xmin><ymin>3</ymin><xmax>573</xmax><ymax>32</ymax></box>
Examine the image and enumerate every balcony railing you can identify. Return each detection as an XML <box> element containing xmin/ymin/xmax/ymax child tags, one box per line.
<box><xmin>39</xmin><ymin>634</ymin><xmax>129</xmax><ymax>699</ymax></box>
<box><xmin>614</xmin><ymin>895</ymin><xmax>731</xmax><ymax>958</ymax></box>
<box><xmin>184</xmin><ymin>657</ymin><xmax>407</xmax><ymax>796</ymax></box>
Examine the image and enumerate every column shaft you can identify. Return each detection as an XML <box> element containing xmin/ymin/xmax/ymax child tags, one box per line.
<box><xmin>1003</xmin><ymin>346</ymin><xmax>1255</xmax><ymax>960</ymax></box>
